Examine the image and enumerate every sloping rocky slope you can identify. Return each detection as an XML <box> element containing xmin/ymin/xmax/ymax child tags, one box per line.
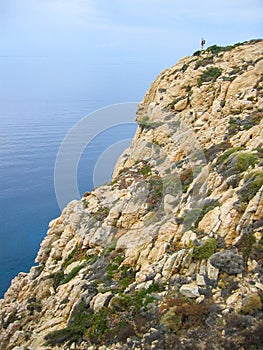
<box><xmin>1</xmin><ymin>39</ymin><xmax>263</xmax><ymax>350</ymax></box>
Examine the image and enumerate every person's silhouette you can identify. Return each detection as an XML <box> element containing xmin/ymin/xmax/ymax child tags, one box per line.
<box><xmin>201</xmin><ymin>38</ymin><xmax>205</xmax><ymax>50</ymax></box>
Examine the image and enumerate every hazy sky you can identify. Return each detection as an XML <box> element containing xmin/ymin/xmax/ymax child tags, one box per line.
<box><xmin>0</xmin><ymin>0</ymin><xmax>262</xmax><ymax>102</ymax></box>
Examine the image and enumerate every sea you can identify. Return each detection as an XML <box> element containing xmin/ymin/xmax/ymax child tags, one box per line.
<box><xmin>0</xmin><ymin>59</ymin><xmax>161</xmax><ymax>297</ymax></box>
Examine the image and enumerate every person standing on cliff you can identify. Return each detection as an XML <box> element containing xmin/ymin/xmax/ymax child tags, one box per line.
<box><xmin>201</xmin><ymin>37</ymin><xmax>205</xmax><ymax>50</ymax></box>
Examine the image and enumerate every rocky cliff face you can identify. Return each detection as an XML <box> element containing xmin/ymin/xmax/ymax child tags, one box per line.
<box><xmin>1</xmin><ymin>40</ymin><xmax>263</xmax><ymax>350</ymax></box>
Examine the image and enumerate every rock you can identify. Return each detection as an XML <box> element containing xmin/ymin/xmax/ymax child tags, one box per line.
<box><xmin>196</xmin><ymin>274</ymin><xmax>206</xmax><ymax>286</ymax></box>
<box><xmin>90</xmin><ymin>292</ymin><xmax>113</xmax><ymax>312</ymax></box>
<box><xmin>207</xmin><ymin>260</ymin><xmax>219</xmax><ymax>281</ymax></box>
<box><xmin>226</xmin><ymin>292</ymin><xmax>243</xmax><ymax>312</ymax></box>
<box><xmin>173</xmin><ymin>97</ymin><xmax>188</xmax><ymax>111</ymax></box>
<box><xmin>179</xmin><ymin>283</ymin><xmax>200</xmax><ymax>298</ymax></box>
<box><xmin>180</xmin><ymin>230</ymin><xmax>197</xmax><ymax>247</ymax></box>
<box><xmin>209</xmin><ymin>250</ymin><xmax>244</xmax><ymax>274</ymax></box>
<box><xmin>163</xmin><ymin>194</ymin><xmax>177</xmax><ymax>214</ymax></box>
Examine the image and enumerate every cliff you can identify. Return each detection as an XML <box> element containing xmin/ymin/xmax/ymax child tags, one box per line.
<box><xmin>1</xmin><ymin>39</ymin><xmax>263</xmax><ymax>350</ymax></box>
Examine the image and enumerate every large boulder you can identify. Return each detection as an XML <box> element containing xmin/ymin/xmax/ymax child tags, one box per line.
<box><xmin>209</xmin><ymin>250</ymin><xmax>244</xmax><ymax>274</ymax></box>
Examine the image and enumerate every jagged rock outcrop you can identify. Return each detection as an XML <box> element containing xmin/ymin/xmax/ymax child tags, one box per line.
<box><xmin>1</xmin><ymin>40</ymin><xmax>263</xmax><ymax>350</ymax></box>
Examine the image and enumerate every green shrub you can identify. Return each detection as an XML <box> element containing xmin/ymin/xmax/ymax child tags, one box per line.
<box><xmin>44</xmin><ymin>327</ymin><xmax>84</xmax><ymax>347</ymax></box>
<box><xmin>243</xmin><ymin>111</ymin><xmax>263</xmax><ymax>130</ymax></box>
<box><xmin>62</xmin><ymin>245</ymin><xmax>87</xmax><ymax>269</ymax></box>
<box><xmin>216</xmin><ymin>146</ymin><xmax>242</xmax><ymax>166</ymax></box>
<box><xmin>218</xmin><ymin>151</ymin><xmax>258</xmax><ymax>179</ymax></box>
<box><xmin>227</xmin><ymin>117</ymin><xmax>242</xmax><ymax>136</ymax></box>
<box><xmin>181</xmin><ymin>63</ymin><xmax>189</xmax><ymax>72</ymax></box>
<box><xmin>229</xmin><ymin>66</ymin><xmax>242</xmax><ymax>76</ymax></box>
<box><xmin>194</xmin><ymin>57</ymin><xmax>214</xmax><ymax>69</ymax></box>
<box><xmin>241</xmin><ymin>293</ymin><xmax>262</xmax><ymax>315</ymax></box>
<box><xmin>139</xmin><ymin>115</ymin><xmax>150</xmax><ymax>130</ymax></box>
<box><xmin>3</xmin><ymin>311</ymin><xmax>18</xmax><ymax>329</ymax></box>
<box><xmin>62</xmin><ymin>265</ymin><xmax>83</xmax><ymax>284</ymax></box>
<box><xmin>85</xmin><ymin>308</ymin><xmax>110</xmax><ymax>343</ymax></box>
<box><xmin>138</xmin><ymin>164</ymin><xmax>152</xmax><ymax>176</ymax></box>
<box><xmin>180</xmin><ymin>168</ymin><xmax>193</xmax><ymax>193</ymax></box>
<box><xmin>145</xmin><ymin>175</ymin><xmax>163</xmax><ymax>211</ymax></box>
<box><xmin>192</xmin><ymin>238</ymin><xmax>217</xmax><ymax>260</ymax></box>
<box><xmin>198</xmin><ymin>67</ymin><xmax>223</xmax><ymax>86</ymax></box>
<box><xmin>234</xmin><ymin>153</ymin><xmax>258</xmax><ymax>172</ymax></box>
<box><xmin>204</xmin><ymin>141</ymin><xmax>231</xmax><ymax>162</ymax></box>
<box><xmin>118</xmin><ymin>267</ymin><xmax>136</xmax><ymax>290</ymax></box>
<box><xmin>52</xmin><ymin>265</ymin><xmax>83</xmax><ymax>291</ymax></box>
<box><xmin>27</xmin><ymin>301</ymin><xmax>42</xmax><ymax>315</ymax></box>
<box><xmin>193</xmin><ymin>50</ymin><xmax>201</xmax><ymax>56</ymax></box>
<box><xmin>44</xmin><ymin>301</ymin><xmax>91</xmax><ymax>347</ymax></box>
<box><xmin>238</xmin><ymin>171</ymin><xmax>263</xmax><ymax>203</ymax></box>
<box><xmin>160</xmin><ymin>307</ymin><xmax>181</xmax><ymax>332</ymax></box>
<box><xmin>206</xmin><ymin>43</ymin><xmax>241</xmax><ymax>54</ymax></box>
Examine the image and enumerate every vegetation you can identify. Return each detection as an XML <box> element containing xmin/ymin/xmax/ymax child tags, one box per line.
<box><xmin>52</xmin><ymin>265</ymin><xmax>83</xmax><ymax>291</ymax></box>
<box><xmin>93</xmin><ymin>206</ymin><xmax>110</xmax><ymax>221</ymax></box>
<box><xmin>206</xmin><ymin>44</ymin><xmax>241</xmax><ymax>54</ymax></box>
<box><xmin>138</xmin><ymin>163</ymin><xmax>152</xmax><ymax>176</ymax></box>
<box><xmin>204</xmin><ymin>141</ymin><xmax>231</xmax><ymax>162</ymax></box>
<box><xmin>26</xmin><ymin>298</ymin><xmax>42</xmax><ymax>315</ymax></box>
<box><xmin>238</xmin><ymin>171</ymin><xmax>263</xmax><ymax>203</ymax></box>
<box><xmin>198</xmin><ymin>66</ymin><xmax>223</xmax><ymax>87</ymax></box>
<box><xmin>192</xmin><ymin>238</ymin><xmax>217</xmax><ymax>260</ymax></box>
<box><xmin>45</xmin><ymin>281</ymin><xmax>164</xmax><ymax>347</ymax></box>
<box><xmin>226</xmin><ymin>113</ymin><xmax>263</xmax><ymax>138</ymax></box>
<box><xmin>145</xmin><ymin>175</ymin><xmax>163</xmax><ymax>211</ymax></box>
<box><xmin>217</xmin><ymin>150</ymin><xmax>259</xmax><ymax>179</ymax></box>
<box><xmin>216</xmin><ymin>146</ymin><xmax>242</xmax><ymax>166</ymax></box>
<box><xmin>241</xmin><ymin>293</ymin><xmax>262</xmax><ymax>315</ymax></box>
<box><xmin>194</xmin><ymin>57</ymin><xmax>214</xmax><ymax>69</ymax></box>
<box><xmin>139</xmin><ymin>115</ymin><xmax>150</xmax><ymax>130</ymax></box>
<box><xmin>193</xmin><ymin>41</ymin><xmax>261</xmax><ymax>56</ymax></box>
<box><xmin>179</xmin><ymin>167</ymin><xmax>193</xmax><ymax>193</ymax></box>
<box><xmin>3</xmin><ymin>311</ymin><xmax>18</xmax><ymax>329</ymax></box>
<box><xmin>181</xmin><ymin>63</ymin><xmax>189</xmax><ymax>72</ymax></box>
<box><xmin>195</xmin><ymin>200</ymin><xmax>220</xmax><ymax>227</ymax></box>
<box><xmin>62</xmin><ymin>245</ymin><xmax>88</xmax><ymax>269</ymax></box>
<box><xmin>159</xmin><ymin>295</ymin><xmax>209</xmax><ymax>333</ymax></box>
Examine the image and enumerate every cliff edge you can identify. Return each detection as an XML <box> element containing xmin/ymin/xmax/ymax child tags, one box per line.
<box><xmin>1</xmin><ymin>39</ymin><xmax>263</xmax><ymax>350</ymax></box>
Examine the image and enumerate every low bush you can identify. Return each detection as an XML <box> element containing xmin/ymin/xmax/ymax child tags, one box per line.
<box><xmin>238</xmin><ymin>171</ymin><xmax>263</xmax><ymax>203</ymax></box>
<box><xmin>198</xmin><ymin>67</ymin><xmax>222</xmax><ymax>86</ymax></box>
<box><xmin>241</xmin><ymin>293</ymin><xmax>262</xmax><ymax>315</ymax></box>
<box><xmin>218</xmin><ymin>151</ymin><xmax>258</xmax><ymax>179</ymax></box>
<box><xmin>192</xmin><ymin>238</ymin><xmax>217</xmax><ymax>260</ymax></box>
<box><xmin>159</xmin><ymin>296</ymin><xmax>209</xmax><ymax>333</ymax></box>
<box><xmin>3</xmin><ymin>311</ymin><xmax>18</xmax><ymax>329</ymax></box>
<box><xmin>52</xmin><ymin>265</ymin><xmax>83</xmax><ymax>291</ymax></box>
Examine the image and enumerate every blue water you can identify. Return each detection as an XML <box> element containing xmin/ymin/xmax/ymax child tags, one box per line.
<box><xmin>0</xmin><ymin>99</ymin><xmax>139</xmax><ymax>297</ymax></box>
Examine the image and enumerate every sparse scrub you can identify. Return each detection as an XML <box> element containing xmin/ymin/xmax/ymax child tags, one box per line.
<box><xmin>51</xmin><ymin>265</ymin><xmax>83</xmax><ymax>291</ymax></box>
<box><xmin>93</xmin><ymin>206</ymin><xmax>110</xmax><ymax>221</ymax></box>
<box><xmin>192</xmin><ymin>238</ymin><xmax>217</xmax><ymax>260</ymax></box>
<box><xmin>218</xmin><ymin>151</ymin><xmax>259</xmax><ymax>179</ymax></box>
<box><xmin>159</xmin><ymin>296</ymin><xmax>209</xmax><ymax>333</ymax></box>
<box><xmin>241</xmin><ymin>293</ymin><xmax>262</xmax><ymax>315</ymax></box>
<box><xmin>198</xmin><ymin>67</ymin><xmax>223</xmax><ymax>86</ymax></box>
<box><xmin>238</xmin><ymin>171</ymin><xmax>263</xmax><ymax>203</ymax></box>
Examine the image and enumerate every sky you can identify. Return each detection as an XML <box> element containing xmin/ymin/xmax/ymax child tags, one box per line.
<box><xmin>0</xmin><ymin>0</ymin><xmax>262</xmax><ymax>102</ymax></box>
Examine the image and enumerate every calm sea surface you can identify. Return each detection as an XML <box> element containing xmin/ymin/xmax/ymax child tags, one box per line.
<box><xmin>0</xmin><ymin>98</ymin><xmax>138</xmax><ymax>297</ymax></box>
